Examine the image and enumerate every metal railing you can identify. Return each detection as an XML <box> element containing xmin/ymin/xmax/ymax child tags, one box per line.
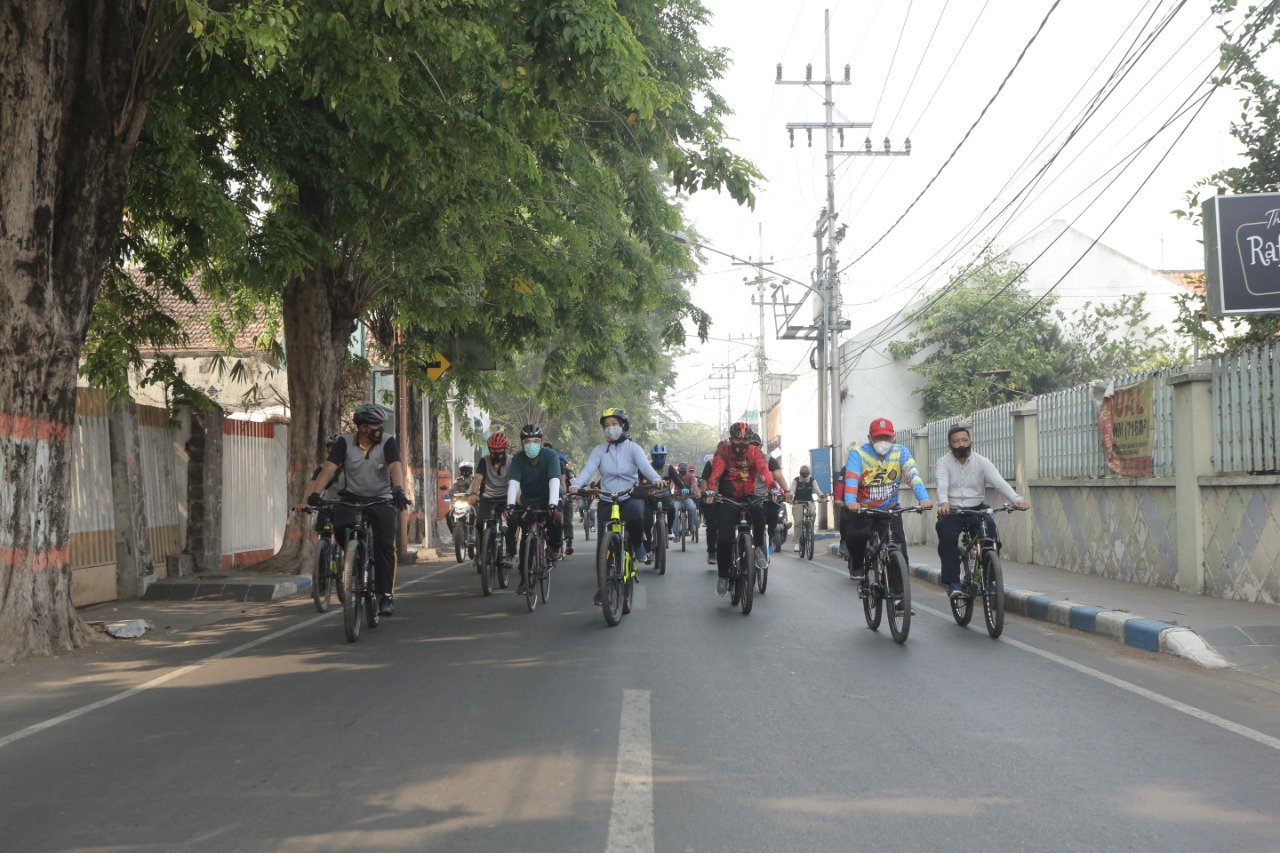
<box><xmin>1212</xmin><ymin>342</ymin><xmax>1280</xmax><ymax>474</ymax></box>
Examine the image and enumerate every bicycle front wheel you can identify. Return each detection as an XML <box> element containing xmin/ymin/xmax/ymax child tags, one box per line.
<box><xmin>312</xmin><ymin>542</ymin><xmax>333</xmax><ymax>613</ymax></box>
<box><xmin>341</xmin><ymin>542</ymin><xmax>362</xmax><ymax>643</ymax></box>
<box><xmin>654</xmin><ymin>515</ymin><xmax>667</xmax><ymax>575</ymax></box>
<box><xmin>982</xmin><ymin>551</ymin><xmax>1005</xmax><ymax>638</ymax></box>
<box><xmin>598</xmin><ymin>534</ymin><xmax>624</xmax><ymax>626</ymax></box>
<box><xmin>951</xmin><ymin>550</ymin><xmax>974</xmax><ymax>626</ymax></box>
<box><xmin>539</xmin><ymin>549</ymin><xmax>551</xmax><ymax>604</ymax></box>
<box><xmin>521</xmin><ymin>534</ymin><xmax>538</xmax><ymax>613</ymax></box>
<box><xmin>756</xmin><ymin>544</ymin><xmax>768</xmax><ymax>594</ymax></box>
<box><xmin>478</xmin><ymin>528</ymin><xmax>494</xmax><ymax>596</ymax></box>
<box><xmin>886</xmin><ymin>551</ymin><xmax>911</xmax><ymax>643</ymax></box>
<box><xmin>742</xmin><ymin>542</ymin><xmax>756</xmax><ymax>615</ymax></box>
<box><xmin>680</xmin><ymin>514</ymin><xmax>687</xmax><ymax>552</ymax></box>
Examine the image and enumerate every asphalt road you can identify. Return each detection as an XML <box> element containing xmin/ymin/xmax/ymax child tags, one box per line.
<box><xmin>1</xmin><ymin>540</ymin><xmax>1278</xmax><ymax>852</ymax></box>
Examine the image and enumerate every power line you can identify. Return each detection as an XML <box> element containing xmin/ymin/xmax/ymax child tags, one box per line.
<box><xmin>868</xmin><ymin>0</ymin><xmax>914</xmax><ymax>127</ymax></box>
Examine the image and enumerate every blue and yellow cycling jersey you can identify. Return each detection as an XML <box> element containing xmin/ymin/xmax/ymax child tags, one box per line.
<box><xmin>842</xmin><ymin>442</ymin><xmax>929</xmax><ymax>509</ymax></box>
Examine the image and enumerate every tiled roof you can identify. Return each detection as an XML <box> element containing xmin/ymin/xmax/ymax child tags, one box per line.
<box><xmin>1160</xmin><ymin>269</ymin><xmax>1205</xmax><ymax>293</ymax></box>
<box><xmin>130</xmin><ymin>270</ymin><xmax>273</xmax><ymax>355</ymax></box>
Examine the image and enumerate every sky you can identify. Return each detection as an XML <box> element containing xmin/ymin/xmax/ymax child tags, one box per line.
<box><xmin>667</xmin><ymin>0</ymin><xmax>1252</xmax><ymax>428</ymax></box>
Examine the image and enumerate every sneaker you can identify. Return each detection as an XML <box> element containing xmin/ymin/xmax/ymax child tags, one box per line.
<box><xmin>849</xmin><ymin>568</ymin><xmax>866</xmax><ymax>582</ymax></box>
<box><xmin>566</xmin><ymin>545</ymin><xmax>574</xmax><ymax>556</ymax></box>
<box><xmin>837</xmin><ymin>544</ymin><xmax>849</xmax><ymax>559</ymax></box>
<box><xmin>947</xmin><ymin>583</ymin><xmax>964</xmax><ymax>600</ymax></box>
<box><xmin>379</xmin><ymin>595</ymin><xmax>395</xmax><ymax>616</ymax></box>
<box><xmin>516</xmin><ymin>583</ymin><xmax>529</xmax><ymax>595</ymax></box>
<box><xmin>706</xmin><ymin>552</ymin><xmax>716</xmax><ymax>565</ymax></box>
<box><xmin>895</xmin><ymin>601</ymin><xmax>916</xmax><ymax>616</ymax></box>
<box><xmin>548</xmin><ymin>545</ymin><xmax>562</xmax><ymax>560</ymax></box>
<box><xmin>754</xmin><ymin>548</ymin><xmax>768</xmax><ymax>570</ymax></box>
<box><xmin>638</xmin><ymin>544</ymin><xmax>652</xmax><ymax>564</ymax></box>
<box><xmin>716</xmin><ymin>576</ymin><xmax>729</xmax><ymax>596</ymax></box>
<box><xmin>593</xmin><ymin>590</ymin><xmax>602</xmax><ymax>606</ymax></box>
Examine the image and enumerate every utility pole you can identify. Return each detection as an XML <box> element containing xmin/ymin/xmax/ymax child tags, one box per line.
<box><xmin>733</xmin><ymin>224</ymin><xmax>773</xmax><ymax>444</ymax></box>
<box><xmin>778</xmin><ymin>7</ymin><xmax>911</xmax><ymax>467</ymax></box>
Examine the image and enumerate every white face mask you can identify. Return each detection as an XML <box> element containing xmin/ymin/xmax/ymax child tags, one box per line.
<box><xmin>604</xmin><ymin>425</ymin><xmax>623</xmax><ymax>441</ymax></box>
<box><xmin>872</xmin><ymin>440</ymin><xmax>893</xmax><ymax>456</ymax></box>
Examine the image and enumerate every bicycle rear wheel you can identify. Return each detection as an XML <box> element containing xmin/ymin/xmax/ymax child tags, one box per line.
<box><xmin>341</xmin><ymin>542</ymin><xmax>362</xmax><ymax>643</ymax></box>
<box><xmin>598</xmin><ymin>534</ymin><xmax>623</xmax><ymax>626</ymax></box>
<box><xmin>982</xmin><ymin>551</ymin><xmax>1005</xmax><ymax>638</ymax></box>
<box><xmin>539</xmin><ymin>550</ymin><xmax>551</xmax><ymax>604</ymax></box>
<box><xmin>312</xmin><ymin>542</ymin><xmax>334</xmax><ymax>613</ymax></box>
<box><xmin>680</xmin><ymin>513</ymin><xmax>687</xmax><ymax>552</ymax></box>
<box><xmin>886</xmin><ymin>551</ymin><xmax>911</xmax><ymax>643</ymax></box>
<box><xmin>860</xmin><ymin>573</ymin><xmax>882</xmax><ymax>630</ymax></box>
<box><xmin>950</xmin><ymin>551</ymin><xmax>974</xmax><ymax>626</ymax></box>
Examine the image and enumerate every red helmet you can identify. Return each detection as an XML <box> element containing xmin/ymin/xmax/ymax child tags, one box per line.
<box><xmin>728</xmin><ymin>422</ymin><xmax>751</xmax><ymax>440</ymax></box>
<box><xmin>487</xmin><ymin>432</ymin><xmax>509</xmax><ymax>452</ymax></box>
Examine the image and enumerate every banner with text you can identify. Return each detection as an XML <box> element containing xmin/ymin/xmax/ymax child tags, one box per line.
<box><xmin>1096</xmin><ymin>378</ymin><xmax>1154</xmax><ymax>477</ymax></box>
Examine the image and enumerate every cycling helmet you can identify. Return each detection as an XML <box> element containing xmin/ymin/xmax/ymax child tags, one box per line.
<box><xmin>459</xmin><ymin>464</ymin><xmax>474</xmax><ymax>477</ymax></box>
<box><xmin>487</xmin><ymin>432</ymin><xmax>509</xmax><ymax>452</ymax></box>
<box><xmin>353</xmin><ymin>403</ymin><xmax>389</xmax><ymax>425</ymax></box>
<box><xmin>600</xmin><ymin>407</ymin><xmax>630</xmax><ymax>432</ymax></box>
<box><xmin>728</xmin><ymin>422</ymin><xmax>751</xmax><ymax>440</ymax></box>
<box><xmin>651</xmin><ymin>444</ymin><xmax>667</xmax><ymax>456</ymax></box>
<box><xmin>519</xmin><ymin>423</ymin><xmax>544</xmax><ymax>440</ymax></box>
<box><xmin>748</xmin><ymin>431</ymin><xmax>763</xmax><ymax>447</ymax></box>
<box><xmin>558</xmin><ymin>452</ymin><xmax>569</xmax><ymax>466</ymax></box>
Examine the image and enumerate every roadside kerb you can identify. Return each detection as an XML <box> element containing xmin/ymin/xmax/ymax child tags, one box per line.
<box><xmin>824</xmin><ymin>542</ymin><xmax>1230</xmax><ymax>669</ymax></box>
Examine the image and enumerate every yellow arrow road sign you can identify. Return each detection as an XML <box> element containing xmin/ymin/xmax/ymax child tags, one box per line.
<box><xmin>426</xmin><ymin>352</ymin><xmax>451</xmax><ymax>381</ymax></box>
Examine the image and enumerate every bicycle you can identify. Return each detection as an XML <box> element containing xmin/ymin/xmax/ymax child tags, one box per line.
<box><xmin>580</xmin><ymin>488</ymin><xmax>638</xmax><ymax>627</ymax></box>
<box><xmin>793</xmin><ymin>497</ymin><xmax>826</xmax><ymax>561</ymax></box>
<box><xmin>579</xmin><ymin>495</ymin><xmax>596</xmax><ymax>541</ymax></box>
<box><xmin>711</xmin><ymin>494</ymin><xmax>764</xmax><ymax>615</ymax></box>
<box><xmin>476</xmin><ymin>503</ymin><xmax>510</xmax><ymax>597</ymax></box>
<box><xmin>512</xmin><ymin>506</ymin><xmax>558</xmax><ymax>613</ymax></box>
<box><xmin>302</xmin><ymin>506</ymin><xmax>346</xmax><ymax>613</ymax></box>
<box><xmin>852</xmin><ymin>505</ymin><xmax>924</xmax><ymax>644</ymax></box>
<box><xmin>450</xmin><ymin>495</ymin><xmax>477</xmax><ymax>564</ymax></box>
<box><xmin>315</xmin><ymin>498</ymin><xmax>391</xmax><ymax>643</ymax></box>
<box><xmin>767</xmin><ymin>491</ymin><xmax>788</xmax><ymax>556</ymax></box>
<box><xmin>946</xmin><ymin>504</ymin><xmax>1022</xmax><ymax>638</ymax></box>
<box><xmin>675</xmin><ymin>495</ymin><xmax>696</xmax><ymax>553</ymax></box>
<box><xmin>645</xmin><ymin>487</ymin><xmax>669</xmax><ymax>575</ymax></box>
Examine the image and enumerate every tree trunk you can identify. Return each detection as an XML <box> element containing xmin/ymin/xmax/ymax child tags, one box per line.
<box><xmin>0</xmin><ymin>3</ymin><xmax>153</xmax><ymax>663</ymax></box>
<box><xmin>259</xmin><ymin>264</ymin><xmax>358</xmax><ymax>572</ymax></box>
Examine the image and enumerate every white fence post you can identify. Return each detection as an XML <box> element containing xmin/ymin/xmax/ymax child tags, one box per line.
<box><xmin>1170</xmin><ymin>366</ymin><xmax>1213</xmax><ymax>594</ymax></box>
<box><xmin>1011</xmin><ymin>402</ymin><xmax>1038</xmax><ymax>563</ymax></box>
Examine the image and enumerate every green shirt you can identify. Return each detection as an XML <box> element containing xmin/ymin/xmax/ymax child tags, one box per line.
<box><xmin>508</xmin><ymin>446</ymin><xmax>561</xmax><ymax>508</ymax></box>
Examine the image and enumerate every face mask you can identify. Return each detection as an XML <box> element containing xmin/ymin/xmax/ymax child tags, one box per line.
<box><xmin>730</xmin><ymin>441</ymin><xmax>747</xmax><ymax>454</ymax></box>
<box><xmin>653</xmin><ymin>458</ymin><xmax>666</xmax><ymax>469</ymax></box>
<box><xmin>604</xmin><ymin>425</ymin><xmax>623</xmax><ymax>441</ymax></box>
<box><xmin>523</xmin><ymin>442</ymin><xmax>540</xmax><ymax>458</ymax></box>
<box><xmin>492</xmin><ymin>453</ymin><xmax>506</xmax><ymax>465</ymax></box>
<box><xmin>872</xmin><ymin>440</ymin><xmax>893</xmax><ymax>456</ymax></box>
<box><xmin>952</xmin><ymin>445</ymin><xmax>971</xmax><ymax>459</ymax></box>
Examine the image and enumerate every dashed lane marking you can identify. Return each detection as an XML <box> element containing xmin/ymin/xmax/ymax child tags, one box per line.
<box><xmin>606</xmin><ymin>688</ymin><xmax>654</xmax><ymax>853</ymax></box>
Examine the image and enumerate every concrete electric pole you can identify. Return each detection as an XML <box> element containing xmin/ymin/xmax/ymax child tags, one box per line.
<box><xmin>733</xmin><ymin>225</ymin><xmax>774</xmax><ymax>445</ymax></box>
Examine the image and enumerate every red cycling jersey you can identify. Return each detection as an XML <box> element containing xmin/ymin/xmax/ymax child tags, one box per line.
<box><xmin>707</xmin><ymin>440</ymin><xmax>775</xmax><ymax>500</ymax></box>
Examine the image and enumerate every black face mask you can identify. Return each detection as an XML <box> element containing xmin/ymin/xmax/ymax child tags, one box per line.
<box><xmin>492</xmin><ymin>453</ymin><xmax>506</xmax><ymax>465</ymax></box>
<box><xmin>730</xmin><ymin>441</ymin><xmax>748</xmax><ymax>454</ymax></box>
<box><xmin>952</xmin><ymin>445</ymin><xmax>971</xmax><ymax>459</ymax></box>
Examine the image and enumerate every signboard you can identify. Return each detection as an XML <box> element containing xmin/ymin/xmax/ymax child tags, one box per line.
<box><xmin>1096</xmin><ymin>378</ymin><xmax>1154</xmax><ymax>477</ymax></box>
<box><xmin>1203</xmin><ymin>192</ymin><xmax>1280</xmax><ymax>316</ymax></box>
<box><xmin>425</xmin><ymin>352</ymin><xmax>451</xmax><ymax>381</ymax></box>
<box><xmin>809</xmin><ymin>446</ymin><xmax>833</xmax><ymax>494</ymax></box>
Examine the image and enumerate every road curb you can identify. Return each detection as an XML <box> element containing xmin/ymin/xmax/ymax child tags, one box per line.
<box><xmin>823</xmin><ymin>542</ymin><xmax>1231</xmax><ymax>669</ymax></box>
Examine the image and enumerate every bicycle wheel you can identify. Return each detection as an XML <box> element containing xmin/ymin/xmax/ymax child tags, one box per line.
<box><xmin>756</xmin><ymin>542</ymin><xmax>768</xmax><ymax>594</ymax></box>
<box><xmin>598</xmin><ymin>534</ymin><xmax>624</xmax><ymax>626</ymax></box>
<box><xmin>312</xmin><ymin>542</ymin><xmax>333</xmax><ymax>613</ymax></box>
<box><xmin>982</xmin><ymin>551</ymin><xmax>1005</xmax><ymax>638</ymax></box>
<box><xmin>622</xmin><ymin>561</ymin><xmax>634</xmax><ymax>615</ymax></box>
<box><xmin>732</xmin><ymin>532</ymin><xmax>751</xmax><ymax>606</ymax></box>
<box><xmin>654</xmin><ymin>514</ymin><xmax>667</xmax><ymax>575</ymax></box>
<box><xmin>860</xmin><ymin>573</ymin><xmax>882</xmax><ymax>630</ymax></box>
<box><xmin>680</xmin><ymin>513</ymin><xmax>687</xmax><ymax>552</ymax></box>
<box><xmin>341</xmin><ymin>541</ymin><xmax>361</xmax><ymax>643</ymax></box>
<box><xmin>741</xmin><ymin>541</ymin><xmax>756</xmax><ymax>615</ymax></box>
<box><xmin>885</xmin><ymin>551</ymin><xmax>911</xmax><ymax>643</ymax></box>
<box><xmin>950</xmin><ymin>549</ymin><xmax>974</xmax><ymax>626</ymax></box>
<box><xmin>521</xmin><ymin>534</ymin><xmax>538</xmax><ymax>613</ymax></box>
<box><xmin>692</xmin><ymin>519</ymin><xmax>699</xmax><ymax>543</ymax></box>
<box><xmin>478</xmin><ymin>527</ymin><xmax>494</xmax><ymax>596</ymax></box>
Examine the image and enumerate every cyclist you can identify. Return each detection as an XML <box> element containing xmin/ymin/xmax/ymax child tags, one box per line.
<box><xmin>704</xmin><ymin>422</ymin><xmax>775</xmax><ymax>596</ymax></box>
<box><xmin>445</xmin><ymin>463</ymin><xmax>475</xmax><ymax>536</ymax></box>
<box><xmin>699</xmin><ymin>455</ymin><xmax>718</xmax><ymax>565</ymax></box>
<box><xmin>642</xmin><ymin>444</ymin><xmax>682</xmax><ymax>551</ymax></box>
<box><xmin>749</xmin><ymin>432</ymin><xmax>788</xmax><ymax>555</ymax></box>
<box><xmin>549</xmin><ymin>447</ymin><xmax>575</xmax><ymax>556</ymax></box>
<box><xmin>936</xmin><ymin>424</ymin><xmax>1030</xmax><ymax>599</ymax></box>
<box><xmin>569</xmin><ymin>408</ymin><xmax>664</xmax><ymax>605</ymax></box>
<box><xmin>842</xmin><ymin>417</ymin><xmax>932</xmax><ymax>585</ymax></box>
<box><xmin>468</xmin><ymin>433</ymin><xmax>516</xmax><ymax>573</ymax></box>
<box><xmin>789</xmin><ymin>464</ymin><xmax>825</xmax><ymax>553</ymax></box>
<box><xmin>300</xmin><ymin>403</ymin><xmax>408</xmax><ymax>616</ymax></box>
<box><xmin>505</xmin><ymin>424</ymin><xmax>566</xmax><ymax>595</ymax></box>
<box><xmin>671</xmin><ymin>462</ymin><xmax>701</xmax><ymax>540</ymax></box>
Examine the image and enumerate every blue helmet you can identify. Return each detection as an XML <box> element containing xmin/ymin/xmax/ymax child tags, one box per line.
<box><xmin>651</xmin><ymin>444</ymin><xmax>667</xmax><ymax>456</ymax></box>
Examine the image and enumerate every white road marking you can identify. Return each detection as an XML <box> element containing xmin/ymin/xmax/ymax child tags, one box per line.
<box><xmin>606</xmin><ymin>688</ymin><xmax>654</xmax><ymax>853</ymax></box>
<box><xmin>0</xmin><ymin>572</ymin><xmax>435</xmax><ymax>751</ymax></box>
<box><xmin>818</xmin><ymin>561</ymin><xmax>1280</xmax><ymax>753</ymax></box>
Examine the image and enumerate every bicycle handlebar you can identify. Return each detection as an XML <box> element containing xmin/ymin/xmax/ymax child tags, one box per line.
<box><xmin>708</xmin><ymin>494</ymin><xmax>766</xmax><ymax>509</ymax></box>
<box><xmin>300</xmin><ymin>497</ymin><xmax>395</xmax><ymax>514</ymax></box>
<box><xmin>853</xmin><ymin>505</ymin><xmax>925</xmax><ymax>516</ymax></box>
<box><xmin>948</xmin><ymin>503</ymin><xmax>1026</xmax><ymax>517</ymax></box>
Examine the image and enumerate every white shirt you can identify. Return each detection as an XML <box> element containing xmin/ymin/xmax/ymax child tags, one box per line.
<box><xmin>936</xmin><ymin>450</ymin><xmax>1022</xmax><ymax>507</ymax></box>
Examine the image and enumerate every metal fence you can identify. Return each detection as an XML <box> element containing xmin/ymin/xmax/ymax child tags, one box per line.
<box><xmin>1212</xmin><ymin>341</ymin><xmax>1280</xmax><ymax>474</ymax></box>
<box><xmin>221</xmin><ymin>418</ymin><xmax>289</xmax><ymax>558</ymax></box>
<box><xmin>1038</xmin><ymin>370</ymin><xmax>1175</xmax><ymax>478</ymax></box>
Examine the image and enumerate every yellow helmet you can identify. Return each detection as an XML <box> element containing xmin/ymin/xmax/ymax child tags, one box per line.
<box><xmin>599</xmin><ymin>407</ymin><xmax>630</xmax><ymax>432</ymax></box>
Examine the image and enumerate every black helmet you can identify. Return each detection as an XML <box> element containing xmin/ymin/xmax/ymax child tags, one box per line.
<box><xmin>748</xmin><ymin>431</ymin><xmax>762</xmax><ymax>447</ymax></box>
<box><xmin>600</xmin><ymin>407</ymin><xmax>630</xmax><ymax>433</ymax></box>
<box><xmin>353</xmin><ymin>403</ymin><xmax>389</xmax><ymax>425</ymax></box>
<box><xmin>519</xmin><ymin>424</ymin><xmax>544</xmax><ymax>440</ymax></box>
<box><xmin>728</xmin><ymin>422</ymin><xmax>750</xmax><ymax>440</ymax></box>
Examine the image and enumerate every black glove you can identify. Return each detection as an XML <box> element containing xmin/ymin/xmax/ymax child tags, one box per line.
<box><xmin>307</xmin><ymin>491</ymin><xmax>322</xmax><ymax>507</ymax></box>
<box><xmin>391</xmin><ymin>487</ymin><xmax>409</xmax><ymax>510</ymax></box>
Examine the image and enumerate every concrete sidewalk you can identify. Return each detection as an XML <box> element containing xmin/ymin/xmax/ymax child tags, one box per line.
<box><xmin>827</xmin><ymin>541</ymin><xmax>1280</xmax><ymax>682</ymax></box>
